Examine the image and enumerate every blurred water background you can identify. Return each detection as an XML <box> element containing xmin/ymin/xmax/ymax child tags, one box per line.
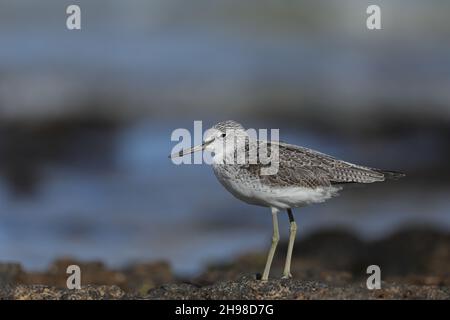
<box><xmin>0</xmin><ymin>0</ymin><xmax>450</xmax><ymax>275</ymax></box>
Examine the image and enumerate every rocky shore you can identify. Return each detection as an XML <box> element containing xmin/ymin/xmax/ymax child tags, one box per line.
<box><xmin>1</xmin><ymin>228</ymin><xmax>449</xmax><ymax>300</ymax></box>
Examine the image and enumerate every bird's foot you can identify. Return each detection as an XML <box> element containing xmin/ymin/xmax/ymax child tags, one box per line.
<box><xmin>281</xmin><ymin>273</ymin><xmax>292</xmax><ymax>279</ymax></box>
<box><xmin>256</xmin><ymin>273</ymin><xmax>268</xmax><ymax>281</ymax></box>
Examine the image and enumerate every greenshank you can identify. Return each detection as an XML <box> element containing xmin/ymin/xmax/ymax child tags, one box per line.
<box><xmin>170</xmin><ymin>120</ymin><xmax>404</xmax><ymax>281</ymax></box>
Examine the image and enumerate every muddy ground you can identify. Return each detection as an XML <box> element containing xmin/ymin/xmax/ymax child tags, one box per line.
<box><xmin>1</xmin><ymin>228</ymin><xmax>449</xmax><ymax>299</ymax></box>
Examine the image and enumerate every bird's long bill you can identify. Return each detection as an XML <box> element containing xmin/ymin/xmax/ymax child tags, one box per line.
<box><xmin>169</xmin><ymin>142</ymin><xmax>206</xmax><ymax>159</ymax></box>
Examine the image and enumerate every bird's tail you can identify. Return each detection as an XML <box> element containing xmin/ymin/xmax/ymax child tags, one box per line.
<box><xmin>376</xmin><ymin>170</ymin><xmax>406</xmax><ymax>181</ymax></box>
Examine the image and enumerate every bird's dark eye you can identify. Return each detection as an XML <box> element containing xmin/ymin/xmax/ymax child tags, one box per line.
<box><xmin>221</xmin><ymin>133</ymin><xmax>226</xmax><ymax>137</ymax></box>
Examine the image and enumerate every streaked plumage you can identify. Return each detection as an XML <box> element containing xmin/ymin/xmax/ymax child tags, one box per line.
<box><xmin>210</xmin><ymin>121</ymin><xmax>403</xmax><ymax>209</ymax></box>
<box><xmin>170</xmin><ymin>120</ymin><xmax>404</xmax><ymax>280</ymax></box>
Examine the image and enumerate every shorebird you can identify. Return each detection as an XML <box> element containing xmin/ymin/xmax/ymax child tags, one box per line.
<box><xmin>170</xmin><ymin>120</ymin><xmax>404</xmax><ymax>281</ymax></box>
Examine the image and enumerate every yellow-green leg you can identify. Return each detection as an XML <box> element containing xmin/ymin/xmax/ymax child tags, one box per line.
<box><xmin>261</xmin><ymin>207</ymin><xmax>279</xmax><ymax>281</ymax></box>
<box><xmin>282</xmin><ymin>208</ymin><xmax>297</xmax><ymax>279</ymax></box>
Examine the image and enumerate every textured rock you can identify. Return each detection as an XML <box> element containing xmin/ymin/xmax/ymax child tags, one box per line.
<box><xmin>2</xmin><ymin>276</ymin><xmax>447</xmax><ymax>300</ymax></box>
<box><xmin>1</xmin><ymin>228</ymin><xmax>449</xmax><ymax>300</ymax></box>
<box><xmin>1</xmin><ymin>285</ymin><xmax>127</xmax><ymax>300</ymax></box>
<box><xmin>145</xmin><ymin>275</ymin><xmax>450</xmax><ymax>300</ymax></box>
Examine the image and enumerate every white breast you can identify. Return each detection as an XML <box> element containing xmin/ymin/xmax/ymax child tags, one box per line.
<box><xmin>261</xmin><ymin>185</ymin><xmax>342</xmax><ymax>209</ymax></box>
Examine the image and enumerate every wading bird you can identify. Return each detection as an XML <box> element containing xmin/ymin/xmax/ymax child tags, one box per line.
<box><xmin>170</xmin><ymin>121</ymin><xmax>404</xmax><ymax>281</ymax></box>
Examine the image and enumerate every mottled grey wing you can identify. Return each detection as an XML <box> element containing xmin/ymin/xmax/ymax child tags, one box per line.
<box><xmin>248</xmin><ymin>141</ymin><xmax>385</xmax><ymax>188</ymax></box>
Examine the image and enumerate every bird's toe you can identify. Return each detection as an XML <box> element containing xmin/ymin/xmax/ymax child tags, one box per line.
<box><xmin>281</xmin><ymin>273</ymin><xmax>293</xmax><ymax>279</ymax></box>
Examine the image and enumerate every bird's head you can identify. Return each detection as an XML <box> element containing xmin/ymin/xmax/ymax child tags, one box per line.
<box><xmin>170</xmin><ymin>120</ymin><xmax>247</xmax><ymax>160</ymax></box>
